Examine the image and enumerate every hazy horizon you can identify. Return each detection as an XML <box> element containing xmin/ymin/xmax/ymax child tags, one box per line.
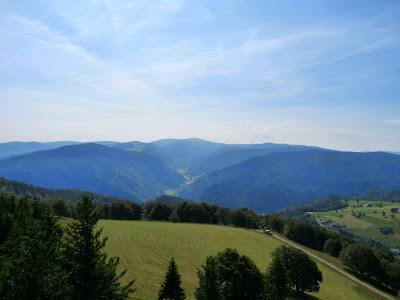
<box><xmin>1</xmin><ymin>1</ymin><xmax>400</xmax><ymax>151</ymax></box>
<box><xmin>1</xmin><ymin>137</ymin><xmax>399</xmax><ymax>153</ymax></box>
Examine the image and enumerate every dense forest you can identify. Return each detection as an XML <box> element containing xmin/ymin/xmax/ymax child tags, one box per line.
<box><xmin>0</xmin><ymin>183</ymin><xmax>399</xmax><ymax>298</ymax></box>
<box><xmin>2</xmin><ymin>140</ymin><xmax>400</xmax><ymax>213</ymax></box>
<box><xmin>0</xmin><ymin>192</ymin><xmax>324</xmax><ymax>299</ymax></box>
<box><xmin>0</xmin><ymin>193</ymin><xmax>135</xmax><ymax>299</ymax></box>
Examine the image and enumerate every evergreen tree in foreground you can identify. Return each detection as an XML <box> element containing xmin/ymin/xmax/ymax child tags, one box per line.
<box><xmin>0</xmin><ymin>198</ymin><xmax>68</xmax><ymax>300</ymax></box>
<box><xmin>265</xmin><ymin>255</ymin><xmax>289</xmax><ymax>300</ymax></box>
<box><xmin>63</xmin><ymin>195</ymin><xmax>135</xmax><ymax>300</ymax></box>
<box><xmin>195</xmin><ymin>256</ymin><xmax>221</xmax><ymax>300</ymax></box>
<box><xmin>158</xmin><ymin>258</ymin><xmax>186</xmax><ymax>300</ymax></box>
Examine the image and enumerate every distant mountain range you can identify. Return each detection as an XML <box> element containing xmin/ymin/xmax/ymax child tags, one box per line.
<box><xmin>187</xmin><ymin>143</ymin><xmax>317</xmax><ymax>176</ymax></box>
<box><xmin>0</xmin><ymin>141</ymin><xmax>120</xmax><ymax>159</ymax></box>
<box><xmin>180</xmin><ymin>149</ymin><xmax>400</xmax><ymax>211</ymax></box>
<box><xmin>0</xmin><ymin>141</ymin><xmax>79</xmax><ymax>159</ymax></box>
<box><xmin>0</xmin><ymin>143</ymin><xmax>183</xmax><ymax>201</ymax></box>
<box><xmin>0</xmin><ymin>176</ymin><xmax>132</xmax><ymax>203</ymax></box>
<box><xmin>0</xmin><ymin>139</ymin><xmax>399</xmax><ymax>211</ymax></box>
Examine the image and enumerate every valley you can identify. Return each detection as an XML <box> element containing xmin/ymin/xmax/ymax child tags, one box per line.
<box><xmin>1</xmin><ymin>139</ymin><xmax>400</xmax><ymax>213</ymax></box>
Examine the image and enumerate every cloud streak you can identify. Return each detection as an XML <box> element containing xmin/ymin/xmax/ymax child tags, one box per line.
<box><xmin>384</xmin><ymin>119</ymin><xmax>400</xmax><ymax>125</ymax></box>
<box><xmin>1</xmin><ymin>1</ymin><xmax>400</xmax><ymax>150</ymax></box>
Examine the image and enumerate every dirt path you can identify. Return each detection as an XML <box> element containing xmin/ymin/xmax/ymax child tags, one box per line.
<box><xmin>267</xmin><ymin>232</ymin><xmax>395</xmax><ymax>300</ymax></box>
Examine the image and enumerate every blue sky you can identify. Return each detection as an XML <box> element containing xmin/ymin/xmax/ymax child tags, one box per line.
<box><xmin>1</xmin><ymin>0</ymin><xmax>400</xmax><ymax>151</ymax></box>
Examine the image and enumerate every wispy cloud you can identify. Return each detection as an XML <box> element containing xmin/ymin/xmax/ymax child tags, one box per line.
<box><xmin>1</xmin><ymin>1</ymin><xmax>400</xmax><ymax>150</ymax></box>
<box><xmin>384</xmin><ymin>119</ymin><xmax>400</xmax><ymax>125</ymax></box>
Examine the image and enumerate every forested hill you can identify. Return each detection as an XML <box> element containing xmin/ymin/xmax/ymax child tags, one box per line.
<box><xmin>0</xmin><ymin>143</ymin><xmax>183</xmax><ymax>201</ymax></box>
<box><xmin>0</xmin><ymin>141</ymin><xmax>79</xmax><ymax>159</ymax></box>
<box><xmin>0</xmin><ymin>177</ymin><xmax>131</xmax><ymax>203</ymax></box>
<box><xmin>180</xmin><ymin>150</ymin><xmax>400</xmax><ymax>212</ymax></box>
<box><xmin>187</xmin><ymin>143</ymin><xmax>317</xmax><ymax>176</ymax></box>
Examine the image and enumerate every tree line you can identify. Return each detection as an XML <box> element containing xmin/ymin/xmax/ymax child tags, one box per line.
<box><xmin>0</xmin><ymin>192</ymin><xmax>322</xmax><ymax>300</ymax></box>
<box><xmin>144</xmin><ymin>199</ymin><xmax>260</xmax><ymax>228</ymax></box>
<box><xmin>262</xmin><ymin>214</ymin><xmax>400</xmax><ymax>295</ymax></box>
<box><xmin>43</xmin><ymin>194</ymin><xmax>262</xmax><ymax>229</ymax></box>
<box><xmin>160</xmin><ymin>245</ymin><xmax>322</xmax><ymax>300</ymax></box>
<box><xmin>1</xmin><ymin>190</ymin><xmax>399</xmax><ymax>297</ymax></box>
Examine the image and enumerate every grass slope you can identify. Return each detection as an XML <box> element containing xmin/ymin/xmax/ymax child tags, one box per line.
<box><xmin>99</xmin><ymin>220</ymin><xmax>386</xmax><ymax>300</ymax></box>
<box><xmin>315</xmin><ymin>200</ymin><xmax>400</xmax><ymax>248</ymax></box>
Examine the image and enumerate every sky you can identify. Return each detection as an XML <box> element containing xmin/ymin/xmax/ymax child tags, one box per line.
<box><xmin>1</xmin><ymin>0</ymin><xmax>400</xmax><ymax>151</ymax></box>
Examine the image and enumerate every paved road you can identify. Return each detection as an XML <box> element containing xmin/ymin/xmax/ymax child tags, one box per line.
<box><xmin>266</xmin><ymin>231</ymin><xmax>395</xmax><ymax>300</ymax></box>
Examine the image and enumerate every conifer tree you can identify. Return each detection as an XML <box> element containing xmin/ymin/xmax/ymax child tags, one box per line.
<box><xmin>63</xmin><ymin>195</ymin><xmax>135</xmax><ymax>300</ymax></box>
<box><xmin>0</xmin><ymin>198</ymin><xmax>67</xmax><ymax>299</ymax></box>
<box><xmin>265</xmin><ymin>256</ymin><xmax>289</xmax><ymax>300</ymax></box>
<box><xmin>158</xmin><ymin>258</ymin><xmax>186</xmax><ymax>300</ymax></box>
<box><xmin>195</xmin><ymin>256</ymin><xmax>221</xmax><ymax>300</ymax></box>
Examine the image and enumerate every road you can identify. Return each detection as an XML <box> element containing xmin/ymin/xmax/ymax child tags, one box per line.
<box><xmin>265</xmin><ymin>231</ymin><xmax>396</xmax><ymax>300</ymax></box>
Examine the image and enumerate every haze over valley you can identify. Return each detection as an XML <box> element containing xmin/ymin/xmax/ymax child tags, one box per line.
<box><xmin>1</xmin><ymin>138</ymin><xmax>400</xmax><ymax>212</ymax></box>
<box><xmin>1</xmin><ymin>1</ymin><xmax>400</xmax><ymax>299</ymax></box>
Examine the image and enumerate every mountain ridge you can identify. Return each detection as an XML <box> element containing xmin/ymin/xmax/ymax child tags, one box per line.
<box><xmin>1</xmin><ymin>139</ymin><xmax>400</xmax><ymax>212</ymax></box>
<box><xmin>180</xmin><ymin>149</ymin><xmax>400</xmax><ymax>212</ymax></box>
<box><xmin>0</xmin><ymin>143</ymin><xmax>183</xmax><ymax>201</ymax></box>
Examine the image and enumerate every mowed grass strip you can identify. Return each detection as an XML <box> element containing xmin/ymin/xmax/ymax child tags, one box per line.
<box><xmin>327</xmin><ymin>215</ymin><xmax>373</xmax><ymax>229</ymax></box>
<box><xmin>99</xmin><ymin>220</ymin><xmax>386</xmax><ymax>300</ymax></box>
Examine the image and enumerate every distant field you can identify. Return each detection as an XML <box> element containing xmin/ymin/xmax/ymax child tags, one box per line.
<box><xmin>98</xmin><ymin>220</ymin><xmax>387</xmax><ymax>300</ymax></box>
<box><xmin>314</xmin><ymin>200</ymin><xmax>400</xmax><ymax>248</ymax></box>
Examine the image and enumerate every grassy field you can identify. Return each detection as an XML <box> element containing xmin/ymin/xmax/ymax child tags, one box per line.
<box><xmin>98</xmin><ymin>220</ymin><xmax>387</xmax><ymax>300</ymax></box>
<box><xmin>314</xmin><ymin>200</ymin><xmax>400</xmax><ymax>248</ymax></box>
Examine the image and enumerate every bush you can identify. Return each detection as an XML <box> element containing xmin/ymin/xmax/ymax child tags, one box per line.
<box><xmin>323</xmin><ymin>238</ymin><xmax>342</xmax><ymax>257</ymax></box>
<box><xmin>379</xmin><ymin>227</ymin><xmax>394</xmax><ymax>235</ymax></box>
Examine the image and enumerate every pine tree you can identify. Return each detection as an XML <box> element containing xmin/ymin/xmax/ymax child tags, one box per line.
<box><xmin>63</xmin><ymin>195</ymin><xmax>135</xmax><ymax>300</ymax></box>
<box><xmin>0</xmin><ymin>197</ymin><xmax>68</xmax><ymax>299</ymax></box>
<box><xmin>195</xmin><ymin>256</ymin><xmax>221</xmax><ymax>300</ymax></box>
<box><xmin>158</xmin><ymin>258</ymin><xmax>186</xmax><ymax>300</ymax></box>
<box><xmin>265</xmin><ymin>256</ymin><xmax>289</xmax><ymax>300</ymax></box>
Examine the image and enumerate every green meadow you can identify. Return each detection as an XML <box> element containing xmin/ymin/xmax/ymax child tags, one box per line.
<box><xmin>98</xmin><ymin>220</ymin><xmax>387</xmax><ymax>300</ymax></box>
<box><xmin>315</xmin><ymin>200</ymin><xmax>400</xmax><ymax>248</ymax></box>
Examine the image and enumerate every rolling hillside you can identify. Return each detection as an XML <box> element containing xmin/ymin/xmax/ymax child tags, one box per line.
<box><xmin>314</xmin><ymin>200</ymin><xmax>400</xmax><ymax>248</ymax></box>
<box><xmin>0</xmin><ymin>143</ymin><xmax>183</xmax><ymax>201</ymax></box>
<box><xmin>113</xmin><ymin>139</ymin><xmax>316</xmax><ymax>173</ymax></box>
<box><xmin>180</xmin><ymin>150</ymin><xmax>400</xmax><ymax>212</ymax></box>
<box><xmin>0</xmin><ymin>141</ymin><xmax>80</xmax><ymax>159</ymax></box>
<box><xmin>98</xmin><ymin>220</ymin><xmax>387</xmax><ymax>300</ymax></box>
<box><xmin>187</xmin><ymin>143</ymin><xmax>316</xmax><ymax>176</ymax></box>
<box><xmin>0</xmin><ymin>177</ymin><xmax>135</xmax><ymax>203</ymax></box>
<box><xmin>2</xmin><ymin>139</ymin><xmax>400</xmax><ymax>212</ymax></box>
